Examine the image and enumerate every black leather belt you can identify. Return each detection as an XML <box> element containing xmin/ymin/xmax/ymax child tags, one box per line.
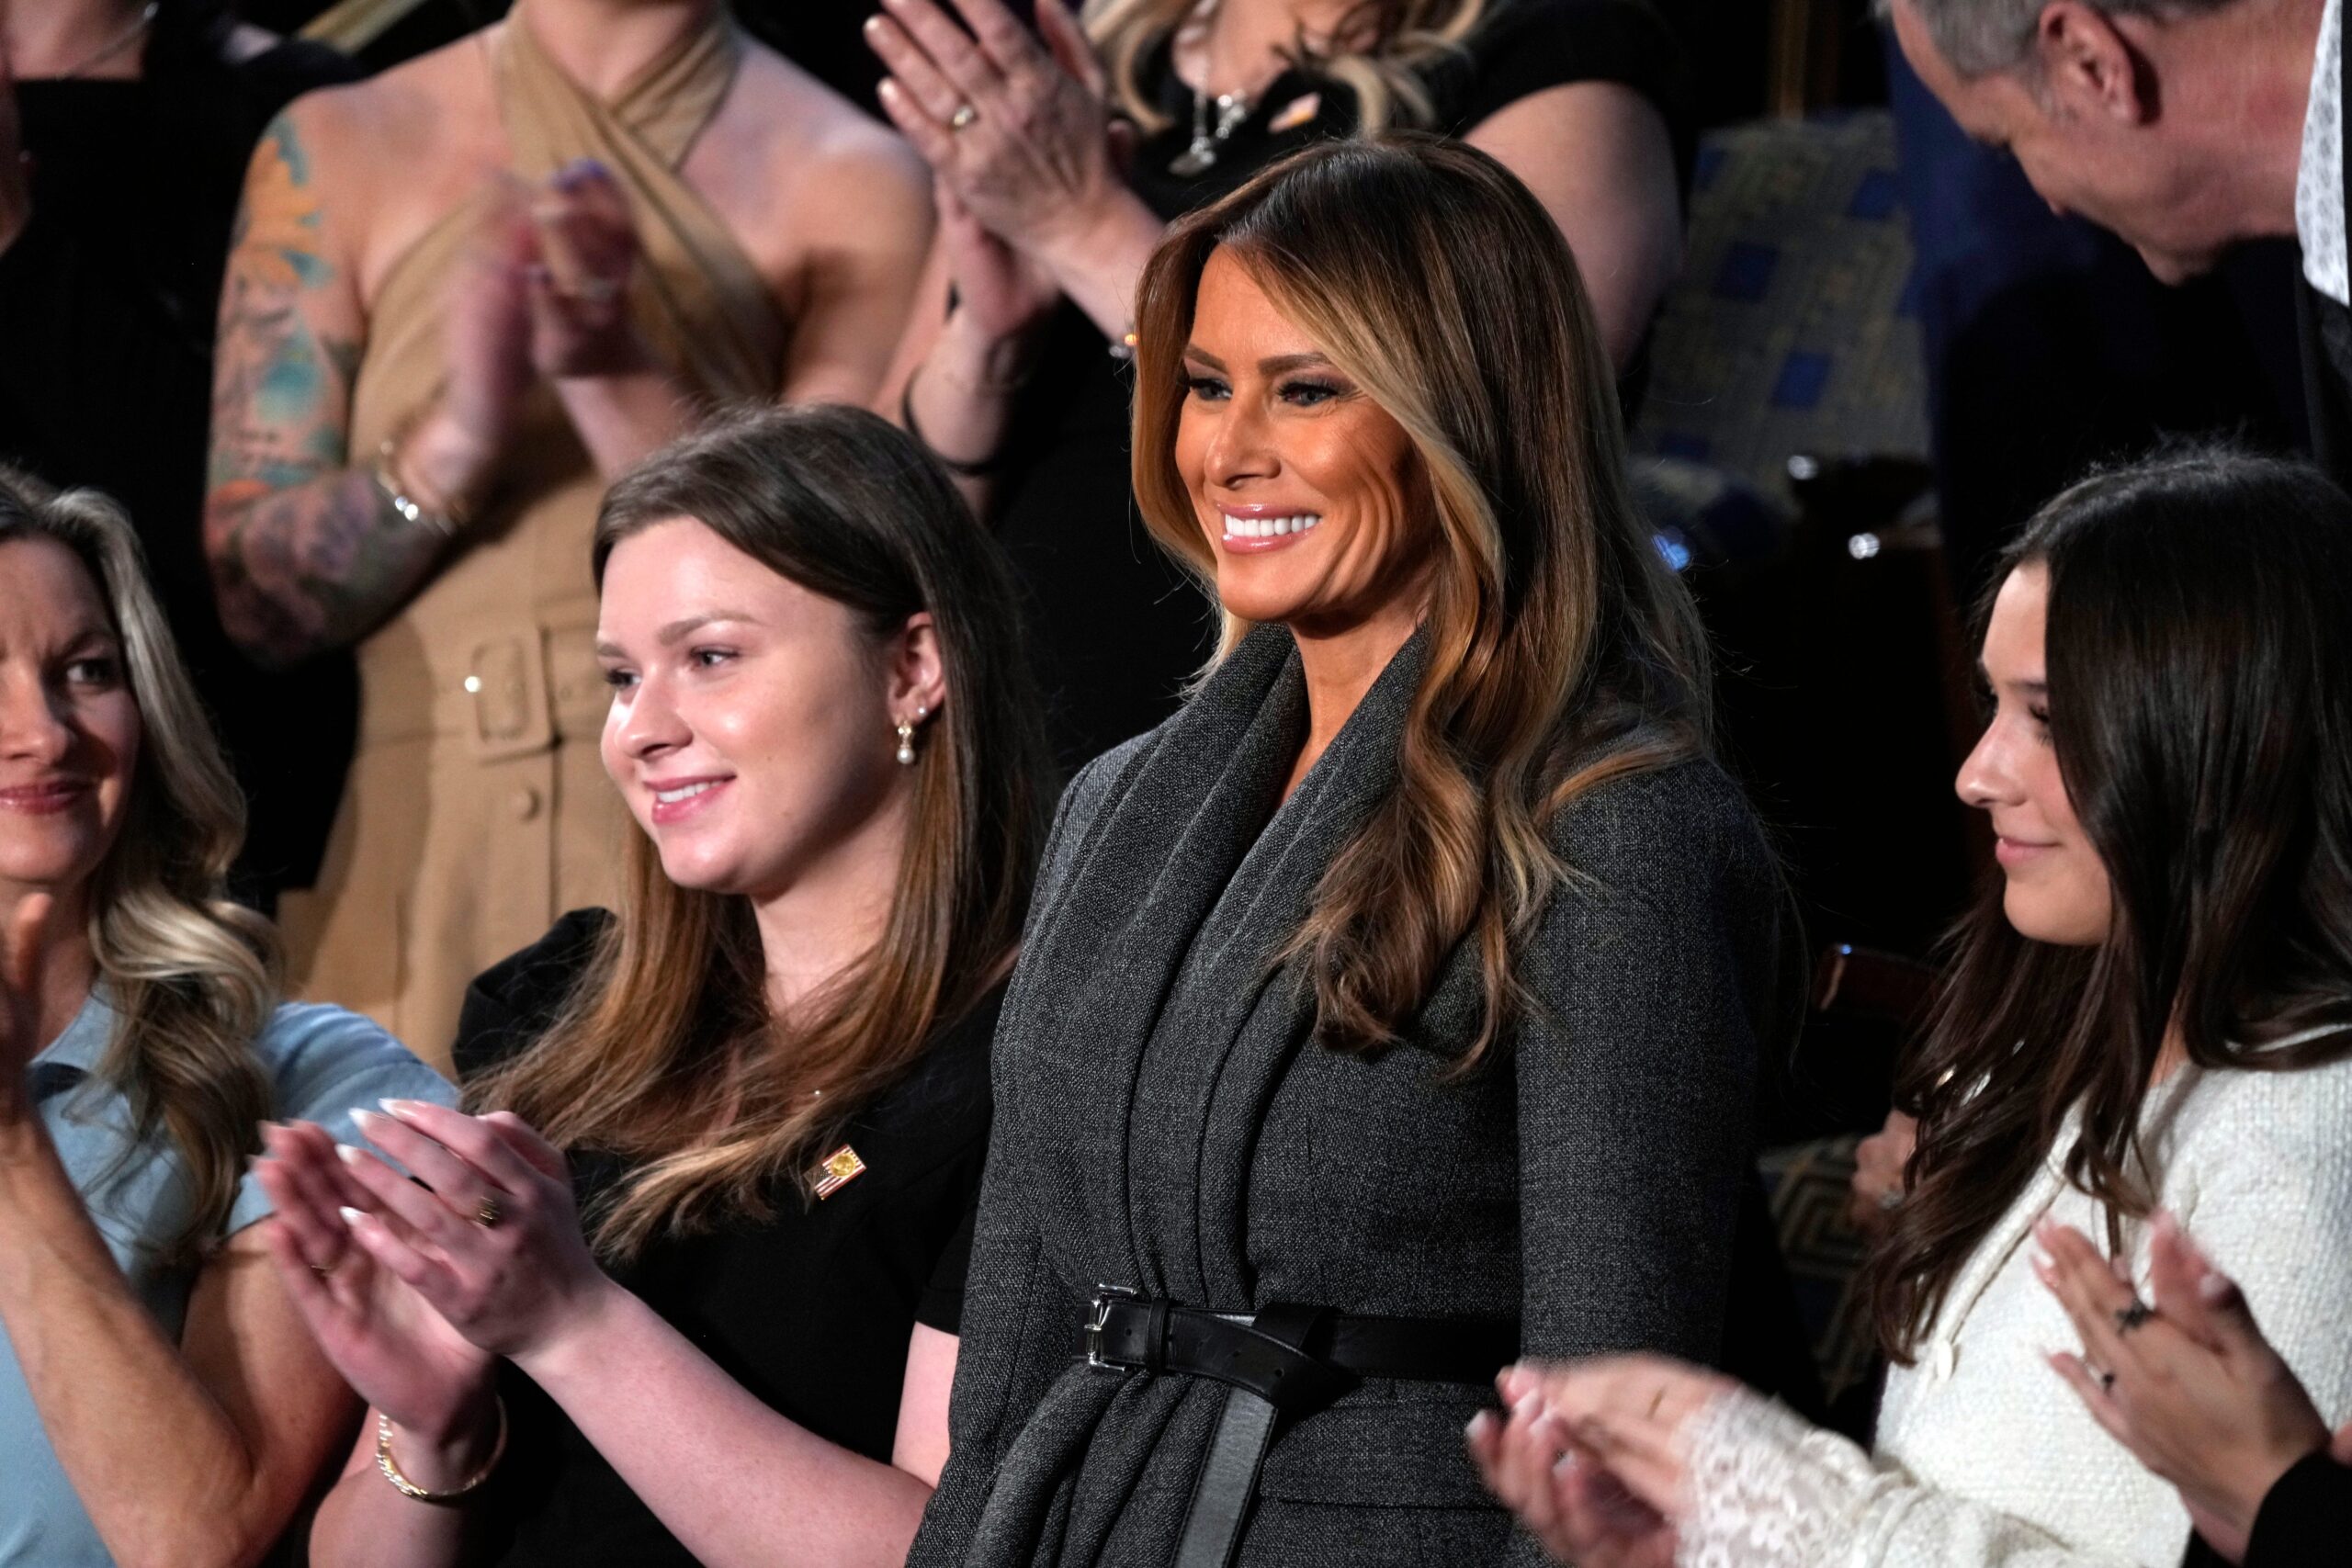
<box><xmin>1082</xmin><ymin>1289</ymin><xmax>1519</xmax><ymax>1568</ymax></box>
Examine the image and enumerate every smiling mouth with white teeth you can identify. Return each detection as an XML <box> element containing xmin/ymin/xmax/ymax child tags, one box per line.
<box><xmin>654</xmin><ymin>781</ymin><xmax>723</xmax><ymax>805</ymax></box>
<box><xmin>1221</xmin><ymin>513</ymin><xmax>1324</xmax><ymax>539</ymax></box>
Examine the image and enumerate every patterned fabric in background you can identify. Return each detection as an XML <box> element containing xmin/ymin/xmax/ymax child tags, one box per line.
<box><xmin>1758</xmin><ymin>1135</ymin><xmax>1881</xmax><ymax>1404</ymax></box>
<box><xmin>1633</xmin><ymin>110</ymin><xmax>1928</xmax><ymax>506</ymax></box>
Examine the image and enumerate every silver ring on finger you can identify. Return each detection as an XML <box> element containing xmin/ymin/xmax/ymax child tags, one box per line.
<box><xmin>949</xmin><ymin>101</ymin><xmax>978</xmax><ymax>130</ymax></box>
<box><xmin>474</xmin><ymin>1193</ymin><xmax>503</xmax><ymax>1230</ymax></box>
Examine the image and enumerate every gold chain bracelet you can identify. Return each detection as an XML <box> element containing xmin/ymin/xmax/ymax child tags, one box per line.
<box><xmin>375</xmin><ymin>1395</ymin><xmax>508</xmax><ymax>1505</ymax></box>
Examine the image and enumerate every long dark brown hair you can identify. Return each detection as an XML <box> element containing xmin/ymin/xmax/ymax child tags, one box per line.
<box><xmin>1131</xmin><ymin>137</ymin><xmax>1711</xmax><ymax>1065</ymax></box>
<box><xmin>1870</xmin><ymin>446</ymin><xmax>2352</xmax><ymax>1360</ymax></box>
<box><xmin>465</xmin><ymin>406</ymin><xmax>1050</xmax><ymax>1258</ymax></box>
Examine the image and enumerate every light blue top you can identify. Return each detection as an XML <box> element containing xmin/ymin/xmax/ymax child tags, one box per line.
<box><xmin>1</xmin><ymin>988</ymin><xmax>455</xmax><ymax>1565</ymax></box>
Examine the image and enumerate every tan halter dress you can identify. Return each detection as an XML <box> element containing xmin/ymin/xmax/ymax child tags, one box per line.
<box><xmin>279</xmin><ymin>14</ymin><xmax>789</xmax><ymax>1067</ymax></box>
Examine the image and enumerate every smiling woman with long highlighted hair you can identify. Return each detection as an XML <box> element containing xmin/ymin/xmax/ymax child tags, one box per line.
<box><xmin>906</xmin><ymin>135</ymin><xmax>1799</xmax><ymax>1568</ymax></box>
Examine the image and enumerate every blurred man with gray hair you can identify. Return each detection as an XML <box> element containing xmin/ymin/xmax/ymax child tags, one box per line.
<box><xmin>1886</xmin><ymin>0</ymin><xmax>2352</xmax><ymax>469</ymax></box>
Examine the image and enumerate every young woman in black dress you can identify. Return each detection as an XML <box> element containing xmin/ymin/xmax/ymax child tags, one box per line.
<box><xmin>870</xmin><ymin>0</ymin><xmax>1688</xmax><ymax>766</ymax></box>
<box><xmin>255</xmin><ymin>405</ymin><xmax>1051</xmax><ymax>1568</ymax></box>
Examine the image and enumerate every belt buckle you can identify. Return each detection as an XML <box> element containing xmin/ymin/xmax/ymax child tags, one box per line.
<box><xmin>1087</xmin><ymin>1284</ymin><xmax>1137</xmax><ymax>1371</ymax></box>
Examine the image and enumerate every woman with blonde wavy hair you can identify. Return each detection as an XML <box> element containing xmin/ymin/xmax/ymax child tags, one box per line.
<box><xmin>0</xmin><ymin>471</ymin><xmax>451</xmax><ymax>1567</ymax></box>
<box><xmin>866</xmin><ymin>0</ymin><xmax>1686</xmax><ymax>768</ymax></box>
<box><xmin>907</xmin><ymin>136</ymin><xmax>1797</xmax><ymax>1568</ymax></box>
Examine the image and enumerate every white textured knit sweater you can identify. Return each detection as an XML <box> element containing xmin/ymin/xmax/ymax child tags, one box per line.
<box><xmin>1681</xmin><ymin>1037</ymin><xmax>2352</xmax><ymax>1567</ymax></box>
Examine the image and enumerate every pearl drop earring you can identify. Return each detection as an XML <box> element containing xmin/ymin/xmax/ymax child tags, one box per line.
<box><xmin>895</xmin><ymin>718</ymin><xmax>916</xmax><ymax>766</ymax></box>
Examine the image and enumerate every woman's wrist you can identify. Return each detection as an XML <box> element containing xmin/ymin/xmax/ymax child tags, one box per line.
<box><xmin>2200</xmin><ymin>1434</ymin><xmax>2333</xmax><ymax>1551</ymax></box>
<box><xmin>1027</xmin><ymin>185</ymin><xmax>1159</xmax><ymax>298</ymax></box>
<box><xmin>0</xmin><ymin>1109</ymin><xmax>55</xmax><ymax>1182</ymax></box>
<box><xmin>507</xmin><ymin>1269</ymin><xmax>630</xmax><ymax>1389</ymax></box>
<box><xmin>393</xmin><ymin>407</ymin><xmax>497</xmax><ymax>521</ymax></box>
<box><xmin>384</xmin><ymin>1388</ymin><xmax>504</xmax><ymax>1493</ymax></box>
<box><xmin>934</xmin><ymin>306</ymin><xmax>1045</xmax><ymax>396</ymax></box>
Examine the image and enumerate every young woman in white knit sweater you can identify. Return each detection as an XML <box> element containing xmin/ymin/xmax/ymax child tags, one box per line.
<box><xmin>1470</xmin><ymin>446</ymin><xmax>2352</xmax><ymax>1568</ymax></box>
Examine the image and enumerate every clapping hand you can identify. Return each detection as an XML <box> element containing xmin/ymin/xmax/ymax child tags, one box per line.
<box><xmin>2037</xmin><ymin>1213</ymin><xmax>2344</xmax><ymax>1563</ymax></box>
<box><xmin>258</xmin><ymin>1120</ymin><xmax>499</xmax><ymax>1452</ymax></box>
<box><xmin>311</xmin><ymin>1099</ymin><xmax>612</xmax><ymax>1365</ymax></box>
<box><xmin>416</xmin><ymin>182</ymin><xmax>541</xmax><ymax>508</ymax></box>
<box><xmin>523</xmin><ymin>158</ymin><xmax>646</xmax><ymax>379</ymax></box>
<box><xmin>1470</xmin><ymin>1375</ymin><xmax>1678</xmax><ymax>1566</ymax></box>
<box><xmin>868</xmin><ymin>0</ymin><xmax>1123</xmax><ymax>262</ymax></box>
<box><xmin>1470</xmin><ymin>1358</ymin><xmax>1732</xmax><ymax>1565</ymax></box>
<box><xmin>1849</xmin><ymin>1109</ymin><xmax>1917</xmax><ymax>1235</ymax></box>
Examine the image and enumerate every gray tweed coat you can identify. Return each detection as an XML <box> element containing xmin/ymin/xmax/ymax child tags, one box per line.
<box><xmin>908</xmin><ymin>626</ymin><xmax>1797</xmax><ymax>1568</ymax></box>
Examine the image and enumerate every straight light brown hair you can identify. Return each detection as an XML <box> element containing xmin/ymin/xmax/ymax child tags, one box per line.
<box><xmin>1131</xmin><ymin>137</ymin><xmax>1711</xmax><ymax>1065</ymax></box>
<box><xmin>0</xmin><ymin>472</ymin><xmax>279</xmax><ymax>1265</ymax></box>
<box><xmin>1868</xmin><ymin>447</ymin><xmax>2352</xmax><ymax>1360</ymax></box>
<box><xmin>464</xmin><ymin>407</ymin><xmax>1050</xmax><ymax>1258</ymax></box>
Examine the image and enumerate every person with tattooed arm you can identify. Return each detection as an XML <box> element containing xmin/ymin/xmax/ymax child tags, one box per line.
<box><xmin>0</xmin><ymin>0</ymin><xmax>356</xmax><ymax>908</ymax></box>
<box><xmin>204</xmin><ymin>0</ymin><xmax>933</xmax><ymax>1064</ymax></box>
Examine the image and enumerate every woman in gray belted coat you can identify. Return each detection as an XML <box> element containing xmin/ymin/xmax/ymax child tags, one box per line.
<box><xmin>907</xmin><ymin>138</ymin><xmax>1800</xmax><ymax>1568</ymax></box>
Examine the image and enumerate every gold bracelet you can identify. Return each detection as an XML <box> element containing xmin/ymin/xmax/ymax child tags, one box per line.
<box><xmin>375</xmin><ymin>1396</ymin><xmax>508</xmax><ymax>1505</ymax></box>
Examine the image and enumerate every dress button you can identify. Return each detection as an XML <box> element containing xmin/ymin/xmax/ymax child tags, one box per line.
<box><xmin>510</xmin><ymin>786</ymin><xmax>542</xmax><ymax>822</ymax></box>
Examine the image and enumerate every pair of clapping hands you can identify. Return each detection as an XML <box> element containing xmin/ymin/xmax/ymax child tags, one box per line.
<box><xmin>1471</xmin><ymin>1213</ymin><xmax>2346</xmax><ymax>1567</ymax></box>
<box><xmin>254</xmin><ymin>1101</ymin><xmax>613</xmax><ymax>1451</ymax></box>
<box><xmin>436</xmin><ymin>157</ymin><xmax>648</xmax><ymax>479</ymax></box>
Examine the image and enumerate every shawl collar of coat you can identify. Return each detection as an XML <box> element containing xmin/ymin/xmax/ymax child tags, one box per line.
<box><xmin>1001</xmin><ymin>620</ymin><xmax>1430</xmax><ymax>1301</ymax></box>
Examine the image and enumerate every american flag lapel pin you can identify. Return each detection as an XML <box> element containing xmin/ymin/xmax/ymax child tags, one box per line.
<box><xmin>813</xmin><ymin>1144</ymin><xmax>867</xmax><ymax>1200</ymax></box>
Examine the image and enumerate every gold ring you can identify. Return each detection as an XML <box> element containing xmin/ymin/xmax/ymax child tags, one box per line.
<box><xmin>949</xmin><ymin>102</ymin><xmax>978</xmax><ymax>130</ymax></box>
<box><xmin>474</xmin><ymin>1194</ymin><xmax>503</xmax><ymax>1230</ymax></box>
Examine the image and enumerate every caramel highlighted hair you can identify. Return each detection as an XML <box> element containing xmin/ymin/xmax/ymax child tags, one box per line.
<box><xmin>1131</xmin><ymin>138</ymin><xmax>1710</xmax><ymax>1064</ymax></box>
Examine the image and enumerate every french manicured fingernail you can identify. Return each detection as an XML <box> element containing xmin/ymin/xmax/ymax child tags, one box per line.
<box><xmin>351</xmin><ymin>1107</ymin><xmax>385</xmax><ymax>1132</ymax></box>
<box><xmin>337</xmin><ymin>1205</ymin><xmax>368</xmax><ymax>1226</ymax></box>
<box><xmin>1465</xmin><ymin>1412</ymin><xmax>1490</xmax><ymax>1441</ymax></box>
<box><xmin>380</xmin><ymin>1099</ymin><xmax>424</xmax><ymax>1120</ymax></box>
<box><xmin>1512</xmin><ymin>1391</ymin><xmax>1541</xmax><ymax>1420</ymax></box>
<box><xmin>335</xmin><ymin>1144</ymin><xmax>364</xmax><ymax>1167</ymax></box>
